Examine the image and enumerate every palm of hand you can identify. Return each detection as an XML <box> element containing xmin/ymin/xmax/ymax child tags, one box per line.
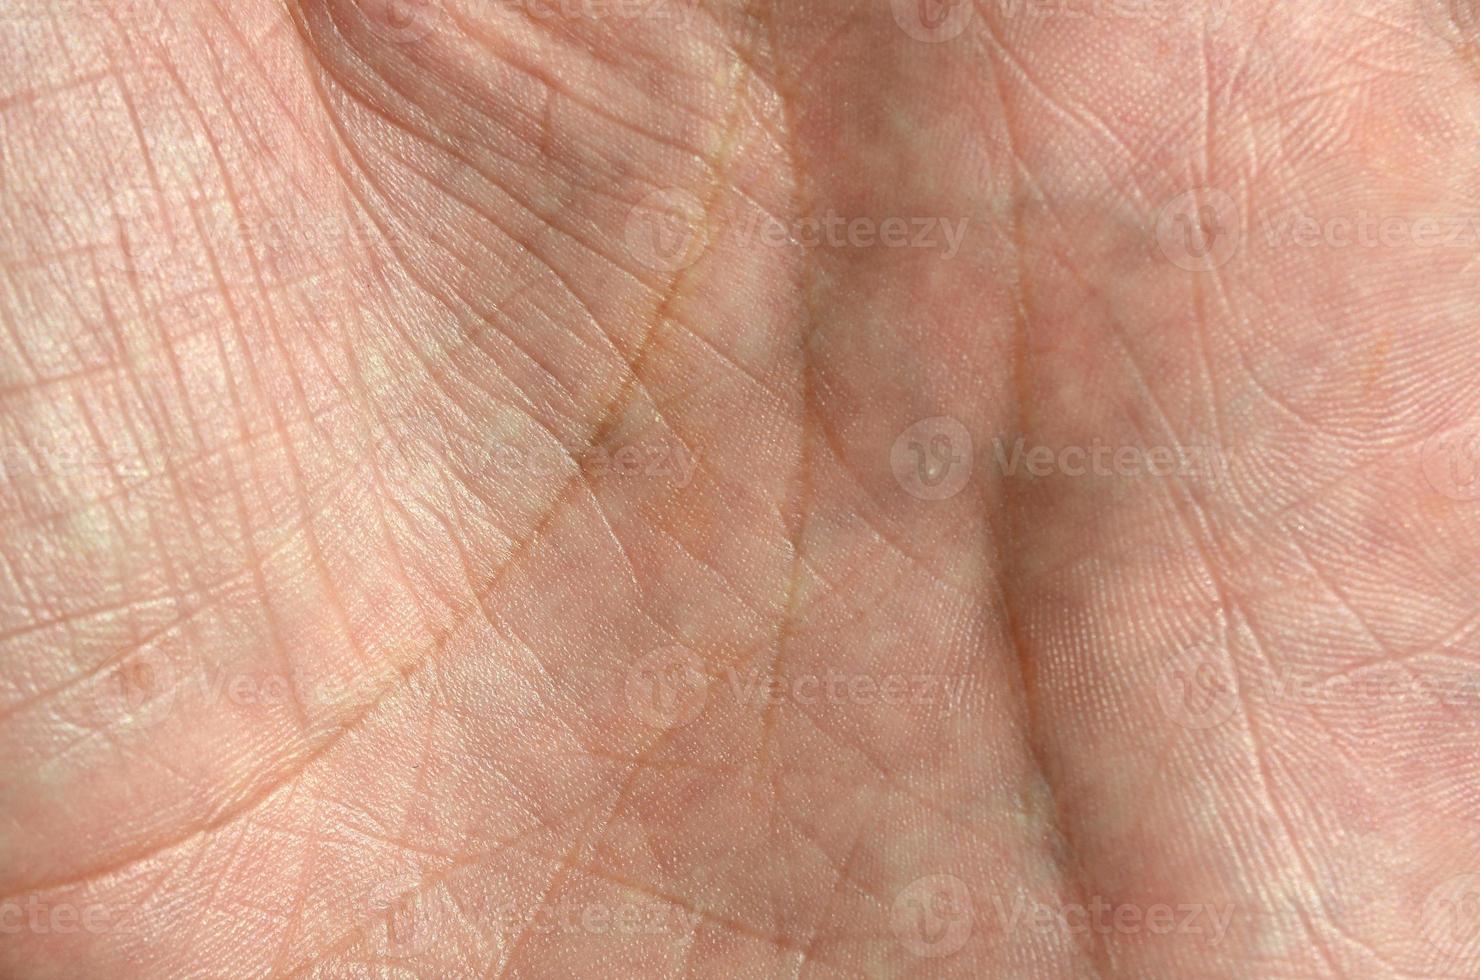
<box><xmin>4</xmin><ymin>0</ymin><xmax>1480</xmax><ymax>976</ymax></box>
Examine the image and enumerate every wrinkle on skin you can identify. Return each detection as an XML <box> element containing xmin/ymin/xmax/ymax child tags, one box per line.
<box><xmin>5</xmin><ymin>1</ymin><xmax>1480</xmax><ymax>978</ymax></box>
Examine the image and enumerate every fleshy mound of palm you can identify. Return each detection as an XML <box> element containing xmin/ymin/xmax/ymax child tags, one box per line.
<box><xmin>3</xmin><ymin>0</ymin><xmax>1480</xmax><ymax>976</ymax></box>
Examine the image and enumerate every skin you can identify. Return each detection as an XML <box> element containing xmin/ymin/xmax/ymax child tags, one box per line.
<box><xmin>3</xmin><ymin>0</ymin><xmax>1480</xmax><ymax>975</ymax></box>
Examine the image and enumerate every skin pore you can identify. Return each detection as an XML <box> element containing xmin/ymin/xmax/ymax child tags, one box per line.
<box><xmin>3</xmin><ymin>0</ymin><xmax>1480</xmax><ymax>975</ymax></box>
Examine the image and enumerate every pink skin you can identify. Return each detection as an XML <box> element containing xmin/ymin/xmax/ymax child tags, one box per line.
<box><xmin>3</xmin><ymin>0</ymin><xmax>1480</xmax><ymax>975</ymax></box>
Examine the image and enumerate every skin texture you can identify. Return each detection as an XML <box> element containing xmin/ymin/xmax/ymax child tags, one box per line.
<box><xmin>3</xmin><ymin>0</ymin><xmax>1480</xmax><ymax>975</ymax></box>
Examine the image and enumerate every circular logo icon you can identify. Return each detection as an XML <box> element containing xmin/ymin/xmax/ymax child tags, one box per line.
<box><xmin>94</xmin><ymin>648</ymin><xmax>179</xmax><ymax>731</ymax></box>
<box><xmin>624</xmin><ymin>189</ymin><xmax>707</xmax><ymax>273</ymax></box>
<box><xmin>109</xmin><ymin>0</ymin><xmax>174</xmax><ymax>38</ymax></box>
<box><xmin>1156</xmin><ymin>646</ymin><xmax>1239</xmax><ymax>730</ymax></box>
<box><xmin>1423</xmin><ymin>422</ymin><xmax>1480</xmax><ymax>502</ymax></box>
<box><xmin>1206</xmin><ymin>0</ymin><xmax>1234</xmax><ymax>31</ymax></box>
<box><xmin>1420</xmin><ymin>0</ymin><xmax>1480</xmax><ymax>45</ymax></box>
<box><xmin>1422</xmin><ymin>873</ymin><xmax>1480</xmax><ymax>956</ymax></box>
<box><xmin>891</xmin><ymin>417</ymin><xmax>974</xmax><ymax>501</ymax></box>
<box><xmin>625</xmin><ymin>646</ymin><xmax>710</xmax><ymax>731</ymax></box>
<box><xmin>891</xmin><ymin>874</ymin><xmax>974</xmax><ymax>958</ymax></box>
<box><xmin>366</xmin><ymin>874</ymin><xmax>434</xmax><ymax>958</ymax></box>
<box><xmin>890</xmin><ymin>0</ymin><xmax>974</xmax><ymax>43</ymax></box>
<box><xmin>1155</xmin><ymin>188</ymin><xmax>1241</xmax><ymax>272</ymax></box>
<box><xmin>359</xmin><ymin>0</ymin><xmax>443</xmax><ymax>44</ymax></box>
<box><xmin>1167</xmin><ymin>0</ymin><xmax>1236</xmax><ymax>33</ymax></box>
